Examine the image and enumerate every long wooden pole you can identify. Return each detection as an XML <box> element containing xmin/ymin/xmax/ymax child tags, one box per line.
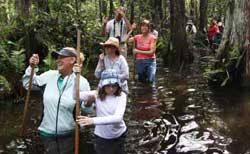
<box><xmin>74</xmin><ymin>29</ymin><xmax>81</xmax><ymax>154</ymax></box>
<box><xmin>133</xmin><ymin>53</ymin><xmax>136</xmax><ymax>81</ymax></box>
<box><xmin>133</xmin><ymin>38</ymin><xmax>137</xmax><ymax>81</ymax></box>
<box><xmin>20</xmin><ymin>65</ymin><xmax>35</xmax><ymax>136</ymax></box>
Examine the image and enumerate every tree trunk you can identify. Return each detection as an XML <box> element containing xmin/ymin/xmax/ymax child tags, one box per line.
<box><xmin>75</xmin><ymin>0</ymin><xmax>79</xmax><ymax>17</ymax></box>
<box><xmin>99</xmin><ymin>0</ymin><xmax>107</xmax><ymax>22</ymax></box>
<box><xmin>119</xmin><ymin>0</ymin><xmax>125</xmax><ymax>6</ymax></box>
<box><xmin>217</xmin><ymin>0</ymin><xmax>250</xmax><ymax>85</ymax></box>
<box><xmin>190</xmin><ymin>0</ymin><xmax>195</xmax><ymax>19</ymax></box>
<box><xmin>129</xmin><ymin>0</ymin><xmax>135</xmax><ymax>23</ymax></box>
<box><xmin>37</xmin><ymin>0</ymin><xmax>50</xmax><ymax>13</ymax></box>
<box><xmin>199</xmin><ymin>0</ymin><xmax>207</xmax><ymax>31</ymax></box>
<box><xmin>168</xmin><ymin>0</ymin><xmax>191</xmax><ymax>70</ymax></box>
<box><xmin>108</xmin><ymin>0</ymin><xmax>114</xmax><ymax>19</ymax></box>
<box><xmin>244</xmin><ymin>1</ymin><xmax>250</xmax><ymax>82</ymax></box>
<box><xmin>151</xmin><ymin>0</ymin><xmax>163</xmax><ymax>26</ymax></box>
<box><xmin>16</xmin><ymin>0</ymin><xmax>31</xmax><ymax>18</ymax></box>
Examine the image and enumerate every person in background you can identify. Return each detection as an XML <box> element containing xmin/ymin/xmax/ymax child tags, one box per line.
<box><xmin>95</xmin><ymin>37</ymin><xmax>129</xmax><ymax>94</ymax></box>
<box><xmin>208</xmin><ymin>19</ymin><xmax>219</xmax><ymax>49</ymax></box>
<box><xmin>185</xmin><ymin>19</ymin><xmax>197</xmax><ymax>45</ymax></box>
<box><xmin>128</xmin><ymin>19</ymin><xmax>157</xmax><ymax>85</ymax></box>
<box><xmin>217</xmin><ymin>18</ymin><xmax>224</xmax><ymax>34</ymax></box>
<box><xmin>149</xmin><ymin>23</ymin><xmax>159</xmax><ymax>38</ymax></box>
<box><xmin>186</xmin><ymin>19</ymin><xmax>197</xmax><ymax>35</ymax></box>
<box><xmin>100</xmin><ymin>6</ymin><xmax>134</xmax><ymax>58</ymax></box>
<box><xmin>23</xmin><ymin>47</ymin><xmax>91</xmax><ymax>154</ymax></box>
<box><xmin>75</xmin><ymin>69</ymin><xmax>127</xmax><ymax>154</ymax></box>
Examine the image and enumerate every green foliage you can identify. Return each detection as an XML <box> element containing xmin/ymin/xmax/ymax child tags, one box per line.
<box><xmin>9</xmin><ymin>48</ymin><xmax>25</xmax><ymax>74</ymax></box>
<box><xmin>0</xmin><ymin>75</ymin><xmax>11</xmax><ymax>93</ymax></box>
<box><xmin>207</xmin><ymin>0</ymin><xmax>228</xmax><ymax>19</ymax></box>
<box><xmin>42</xmin><ymin>46</ymin><xmax>57</xmax><ymax>72</ymax></box>
<box><xmin>0</xmin><ymin>40</ymin><xmax>25</xmax><ymax>98</ymax></box>
<box><xmin>0</xmin><ymin>0</ymin><xmax>234</xmax><ymax>94</ymax></box>
<box><xmin>0</xmin><ymin>42</ymin><xmax>25</xmax><ymax>78</ymax></box>
<box><xmin>0</xmin><ymin>45</ymin><xmax>10</xmax><ymax>75</ymax></box>
<box><xmin>202</xmin><ymin>44</ymin><xmax>242</xmax><ymax>86</ymax></box>
<box><xmin>156</xmin><ymin>38</ymin><xmax>169</xmax><ymax>57</ymax></box>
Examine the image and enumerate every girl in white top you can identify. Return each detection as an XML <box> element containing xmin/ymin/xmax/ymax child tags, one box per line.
<box><xmin>75</xmin><ymin>69</ymin><xmax>127</xmax><ymax>154</ymax></box>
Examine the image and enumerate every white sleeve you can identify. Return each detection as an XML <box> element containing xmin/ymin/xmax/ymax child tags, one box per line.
<box><xmin>117</xmin><ymin>56</ymin><xmax>129</xmax><ymax>80</ymax></box>
<box><xmin>79</xmin><ymin>76</ymin><xmax>91</xmax><ymax>91</ymax></box>
<box><xmin>22</xmin><ymin>66</ymin><xmax>51</xmax><ymax>89</ymax></box>
<box><xmin>193</xmin><ymin>25</ymin><xmax>197</xmax><ymax>33</ymax></box>
<box><xmin>106</xmin><ymin>20</ymin><xmax>112</xmax><ymax>34</ymax></box>
<box><xmin>79</xmin><ymin>90</ymin><xmax>97</xmax><ymax>102</ymax></box>
<box><xmin>93</xmin><ymin>93</ymin><xmax>127</xmax><ymax>125</ymax></box>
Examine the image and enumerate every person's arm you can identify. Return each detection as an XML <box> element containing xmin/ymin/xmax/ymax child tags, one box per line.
<box><xmin>192</xmin><ymin>25</ymin><xmax>197</xmax><ymax>34</ymax></box>
<box><xmin>133</xmin><ymin>38</ymin><xmax>157</xmax><ymax>55</ymax></box>
<box><xmin>77</xmin><ymin>93</ymin><xmax>127</xmax><ymax>126</ymax></box>
<box><xmin>79</xmin><ymin>90</ymin><xmax>97</xmax><ymax>102</ymax></box>
<box><xmin>123</xmin><ymin>16</ymin><xmax>132</xmax><ymax>31</ymax></box>
<box><xmin>118</xmin><ymin>56</ymin><xmax>129</xmax><ymax>80</ymax></box>
<box><xmin>94</xmin><ymin>53</ymin><xmax>105</xmax><ymax>78</ymax></box>
<box><xmin>127</xmin><ymin>36</ymin><xmax>135</xmax><ymax>43</ymax></box>
<box><xmin>23</xmin><ymin>54</ymin><xmax>49</xmax><ymax>89</ymax></box>
<box><xmin>100</xmin><ymin>17</ymin><xmax>108</xmax><ymax>36</ymax></box>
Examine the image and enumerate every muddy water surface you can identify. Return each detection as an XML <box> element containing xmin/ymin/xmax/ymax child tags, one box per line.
<box><xmin>1</xmin><ymin>58</ymin><xmax>250</xmax><ymax>154</ymax></box>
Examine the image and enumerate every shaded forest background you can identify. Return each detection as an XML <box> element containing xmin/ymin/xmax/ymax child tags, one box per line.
<box><xmin>1</xmin><ymin>0</ymin><xmax>249</xmax><ymax>100</ymax></box>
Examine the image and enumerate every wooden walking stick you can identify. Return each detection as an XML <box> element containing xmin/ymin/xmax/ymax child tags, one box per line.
<box><xmin>133</xmin><ymin>53</ymin><xmax>136</xmax><ymax>81</ymax></box>
<box><xmin>133</xmin><ymin>38</ymin><xmax>137</xmax><ymax>81</ymax></box>
<box><xmin>20</xmin><ymin>64</ymin><xmax>35</xmax><ymax>136</ymax></box>
<box><xmin>74</xmin><ymin>29</ymin><xmax>81</xmax><ymax>154</ymax></box>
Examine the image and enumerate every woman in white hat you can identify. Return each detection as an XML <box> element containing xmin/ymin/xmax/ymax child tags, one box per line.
<box><xmin>75</xmin><ymin>69</ymin><xmax>127</xmax><ymax>154</ymax></box>
<box><xmin>95</xmin><ymin>37</ymin><xmax>129</xmax><ymax>94</ymax></box>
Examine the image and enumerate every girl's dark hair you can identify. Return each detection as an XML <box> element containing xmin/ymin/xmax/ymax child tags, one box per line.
<box><xmin>115</xmin><ymin>36</ymin><xmax>121</xmax><ymax>56</ymax></box>
<box><xmin>98</xmin><ymin>83</ymin><xmax>122</xmax><ymax>101</ymax></box>
<box><xmin>115</xmin><ymin>49</ymin><xmax>120</xmax><ymax>56</ymax></box>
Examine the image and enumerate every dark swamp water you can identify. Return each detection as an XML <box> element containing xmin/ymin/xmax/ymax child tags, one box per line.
<box><xmin>1</xmin><ymin>57</ymin><xmax>250</xmax><ymax>154</ymax></box>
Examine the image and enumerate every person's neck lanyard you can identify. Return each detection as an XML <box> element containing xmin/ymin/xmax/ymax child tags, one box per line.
<box><xmin>55</xmin><ymin>74</ymin><xmax>71</xmax><ymax>135</ymax></box>
<box><xmin>57</xmin><ymin>76</ymin><xmax>70</xmax><ymax>94</ymax></box>
<box><xmin>113</xmin><ymin>19</ymin><xmax>123</xmax><ymax>38</ymax></box>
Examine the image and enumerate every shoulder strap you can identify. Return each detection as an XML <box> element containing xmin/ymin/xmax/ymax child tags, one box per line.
<box><xmin>113</xmin><ymin>19</ymin><xmax>123</xmax><ymax>37</ymax></box>
<box><xmin>113</xmin><ymin>20</ymin><xmax>115</xmax><ymax>36</ymax></box>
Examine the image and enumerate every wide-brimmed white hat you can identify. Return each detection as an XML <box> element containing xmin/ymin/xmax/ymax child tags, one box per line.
<box><xmin>98</xmin><ymin>69</ymin><xmax>121</xmax><ymax>88</ymax></box>
<box><xmin>100</xmin><ymin>37</ymin><xmax>120</xmax><ymax>50</ymax></box>
<box><xmin>187</xmin><ymin>19</ymin><xmax>193</xmax><ymax>25</ymax></box>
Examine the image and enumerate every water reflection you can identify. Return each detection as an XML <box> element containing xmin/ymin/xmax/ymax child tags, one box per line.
<box><xmin>41</xmin><ymin>135</ymin><xmax>74</xmax><ymax>154</ymax></box>
<box><xmin>132</xmin><ymin>82</ymin><xmax>161</xmax><ymax>120</ymax></box>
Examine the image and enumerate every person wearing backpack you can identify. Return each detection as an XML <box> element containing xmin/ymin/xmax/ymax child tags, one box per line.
<box><xmin>208</xmin><ymin>19</ymin><xmax>219</xmax><ymax>49</ymax></box>
<box><xmin>185</xmin><ymin>19</ymin><xmax>197</xmax><ymax>35</ymax></box>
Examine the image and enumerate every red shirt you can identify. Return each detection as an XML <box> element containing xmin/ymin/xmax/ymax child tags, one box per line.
<box><xmin>134</xmin><ymin>34</ymin><xmax>156</xmax><ymax>60</ymax></box>
<box><xmin>208</xmin><ymin>25</ymin><xmax>219</xmax><ymax>40</ymax></box>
